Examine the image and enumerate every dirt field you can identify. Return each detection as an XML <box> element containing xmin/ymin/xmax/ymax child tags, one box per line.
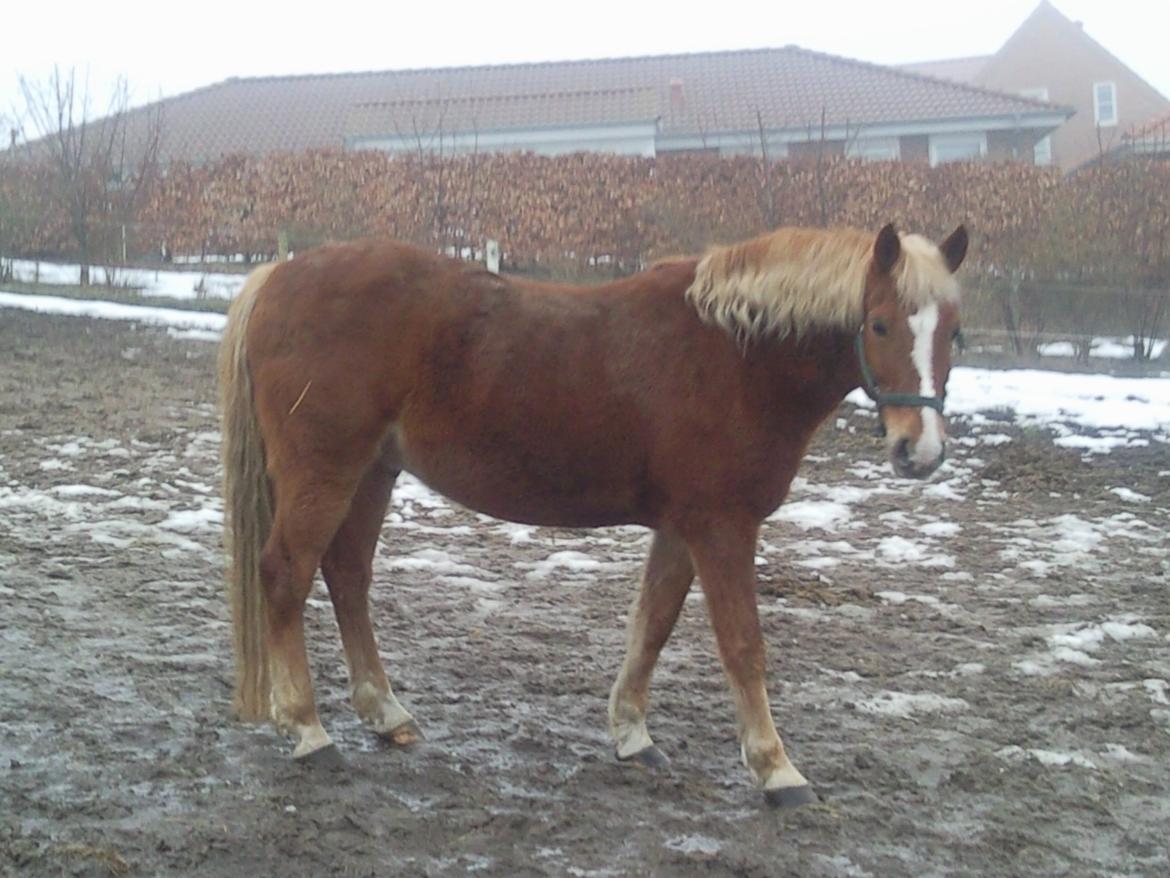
<box><xmin>1</xmin><ymin>309</ymin><xmax>1168</xmax><ymax>877</ymax></box>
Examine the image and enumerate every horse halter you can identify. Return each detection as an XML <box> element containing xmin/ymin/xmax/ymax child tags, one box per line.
<box><xmin>854</xmin><ymin>327</ymin><xmax>946</xmax><ymax>413</ymax></box>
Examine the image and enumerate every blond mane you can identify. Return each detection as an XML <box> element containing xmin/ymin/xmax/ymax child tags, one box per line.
<box><xmin>685</xmin><ymin>226</ymin><xmax>959</xmax><ymax>342</ymax></box>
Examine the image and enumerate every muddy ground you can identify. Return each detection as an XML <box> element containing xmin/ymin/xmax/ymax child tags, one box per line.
<box><xmin>1</xmin><ymin>310</ymin><xmax>1168</xmax><ymax>877</ymax></box>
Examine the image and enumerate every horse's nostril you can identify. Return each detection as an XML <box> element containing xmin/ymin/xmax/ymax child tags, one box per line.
<box><xmin>895</xmin><ymin>438</ymin><xmax>911</xmax><ymax>465</ymax></box>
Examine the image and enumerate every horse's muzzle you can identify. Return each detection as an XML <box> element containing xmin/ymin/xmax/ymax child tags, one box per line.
<box><xmin>890</xmin><ymin>437</ymin><xmax>945</xmax><ymax>479</ymax></box>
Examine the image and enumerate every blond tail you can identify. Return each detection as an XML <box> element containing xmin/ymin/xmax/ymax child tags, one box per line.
<box><xmin>218</xmin><ymin>263</ymin><xmax>279</xmax><ymax>722</ymax></box>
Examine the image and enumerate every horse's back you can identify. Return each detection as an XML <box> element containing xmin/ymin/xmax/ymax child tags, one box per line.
<box><xmin>254</xmin><ymin>238</ymin><xmax>468</xmax><ymax>325</ymax></box>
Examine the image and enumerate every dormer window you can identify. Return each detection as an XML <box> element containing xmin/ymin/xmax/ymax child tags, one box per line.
<box><xmin>1094</xmin><ymin>82</ymin><xmax>1118</xmax><ymax>127</ymax></box>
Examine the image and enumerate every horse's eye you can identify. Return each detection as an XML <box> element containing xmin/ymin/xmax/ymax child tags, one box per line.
<box><xmin>872</xmin><ymin>320</ymin><xmax>888</xmax><ymax>337</ymax></box>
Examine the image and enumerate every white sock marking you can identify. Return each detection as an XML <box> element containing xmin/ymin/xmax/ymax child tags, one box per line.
<box><xmin>741</xmin><ymin>742</ymin><xmax>809</xmax><ymax>789</ymax></box>
<box><xmin>353</xmin><ymin>681</ymin><xmax>414</xmax><ymax>734</ymax></box>
<box><xmin>615</xmin><ymin>721</ymin><xmax>655</xmax><ymax>759</ymax></box>
<box><xmin>291</xmin><ymin>723</ymin><xmax>333</xmax><ymax>758</ymax></box>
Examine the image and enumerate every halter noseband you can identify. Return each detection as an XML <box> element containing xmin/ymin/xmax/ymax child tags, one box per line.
<box><xmin>854</xmin><ymin>328</ymin><xmax>946</xmax><ymax>413</ymax></box>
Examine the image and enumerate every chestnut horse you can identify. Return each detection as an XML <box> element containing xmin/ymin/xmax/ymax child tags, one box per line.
<box><xmin>219</xmin><ymin>222</ymin><xmax>967</xmax><ymax>807</ymax></box>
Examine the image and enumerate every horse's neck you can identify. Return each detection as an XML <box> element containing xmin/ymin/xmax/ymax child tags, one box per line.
<box><xmin>762</xmin><ymin>328</ymin><xmax>860</xmax><ymax>418</ymax></box>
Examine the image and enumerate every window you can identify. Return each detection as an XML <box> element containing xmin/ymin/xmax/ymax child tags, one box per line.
<box><xmin>1094</xmin><ymin>81</ymin><xmax>1118</xmax><ymax>127</ymax></box>
<box><xmin>1033</xmin><ymin>135</ymin><xmax>1053</xmax><ymax>166</ymax></box>
<box><xmin>719</xmin><ymin>140</ymin><xmax>789</xmax><ymax>159</ymax></box>
<box><xmin>846</xmin><ymin>137</ymin><xmax>900</xmax><ymax>162</ymax></box>
<box><xmin>929</xmin><ymin>133</ymin><xmax>987</xmax><ymax>166</ymax></box>
<box><xmin>1019</xmin><ymin>88</ymin><xmax>1053</xmax><ymax>165</ymax></box>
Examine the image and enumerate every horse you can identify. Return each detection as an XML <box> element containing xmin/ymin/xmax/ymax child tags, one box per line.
<box><xmin>218</xmin><ymin>221</ymin><xmax>967</xmax><ymax>807</ymax></box>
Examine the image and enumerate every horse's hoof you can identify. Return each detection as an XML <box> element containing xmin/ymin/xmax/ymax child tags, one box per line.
<box><xmin>382</xmin><ymin>719</ymin><xmax>425</xmax><ymax>748</ymax></box>
<box><xmin>295</xmin><ymin>743</ymin><xmax>346</xmax><ymax>771</ymax></box>
<box><xmin>764</xmin><ymin>784</ymin><xmax>816</xmax><ymax>809</ymax></box>
<box><xmin>617</xmin><ymin>745</ymin><xmax>670</xmax><ymax>771</ymax></box>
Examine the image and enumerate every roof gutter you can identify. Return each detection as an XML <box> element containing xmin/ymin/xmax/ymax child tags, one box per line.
<box><xmin>657</xmin><ymin>109</ymin><xmax>1073</xmax><ymax>152</ymax></box>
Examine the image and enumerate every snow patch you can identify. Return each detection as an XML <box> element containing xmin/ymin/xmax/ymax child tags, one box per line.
<box><xmin>918</xmin><ymin>521</ymin><xmax>960</xmax><ymax>537</ymax></box>
<box><xmin>664</xmin><ymin>835</ymin><xmax>722</xmax><ymax>856</ymax></box>
<box><xmin>770</xmin><ymin>500</ymin><xmax>853</xmax><ymax>532</ymax></box>
<box><xmin>525</xmin><ymin>551</ymin><xmax>604</xmax><ymax>580</ymax></box>
<box><xmin>996</xmin><ymin>746</ymin><xmax>1097</xmax><ymax>770</ymax></box>
<box><xmin>159</xmin><ymin>507</ymin><xmax>222</xmax><ymax>532</ymax></box>
<box><xmin>854</xmin><ymin>691</ymin><xmax>968</xmax><ymax>718</ymax></box>
<box><xmin>1109</xmin><ymin>487</ymin><xmax>1150</xmax><ymax>504</ymax></box>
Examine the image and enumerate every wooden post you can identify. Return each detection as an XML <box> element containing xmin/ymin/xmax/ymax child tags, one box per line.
<box><xmin>277</xmin><ymin>230</ymin><xmax>289</xmax><ymax>262</ymax></box>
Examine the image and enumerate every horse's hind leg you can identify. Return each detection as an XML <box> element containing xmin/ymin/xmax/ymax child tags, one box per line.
<box><xmin>320</xmin><ymin>459</ymin><xmax>420</xmax><ymax>746</ymax></box>
<box><xmin>608</xmin><ymin>528</ymin><xmax>694</xmax><ymax>768</ymax></box>
<box><xmin>260</xmin><ymin>473</ymin><xmax>359</xmax><ymax>762</ymax></box>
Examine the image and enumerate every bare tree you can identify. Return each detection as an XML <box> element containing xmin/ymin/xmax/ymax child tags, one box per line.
<box><xmin>17</xmin><ymin>66</ymin><xmax>162</xmax><ymax>284</ymax></box>
<box><xmin>805</xmin><ymin>108</ymin><xmax>857</xmax><ymax>228</ymax></box>
<box><xmin>755</xmin><ymin>110</ymin><xmax>778</xmax><ymax>228</ymax></box>
<box><xmin>464</xmin><ymin>125</ymin><xmax>481</xmax><ymax>256</ymax></box>
<box><xmin>411</xmin><ymin>105</ymin><xmax>450</xmax><ymax>249</ymax></box>
<box><xmin>392</xmin><ymin>96</ymin><xmax>483</xmax><ymax>257</ymax></box>
<box><xmin>0</xmin><ymin>110</ymin><xmax>17</xmax><ymax>279</ymax></box>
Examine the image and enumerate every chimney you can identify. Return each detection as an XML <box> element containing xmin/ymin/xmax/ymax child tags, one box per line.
<box><xmin>669</xmin><ymin>78</ymin><xmax>685</xmax><ymax>114</ymax></box>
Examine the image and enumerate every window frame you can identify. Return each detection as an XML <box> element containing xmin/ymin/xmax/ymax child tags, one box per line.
<box><xmin>1019</xmin><ymin>87</ymin><xmax>1053</xmax><ymax>164</ymax></box>
<box><xmin>928</xmin><ymin>132</ymin><xmax>988</xmax><ymax>166</ymax></box>
<box><xmin>846</xmin><ymin>136</ymin><xmax>901</xmax><ymax>162</ymax></box>
<box><xmin>1093</xmin><ymin>81</ymin><xmax>1118</xmax><ymax>127</ymax></box>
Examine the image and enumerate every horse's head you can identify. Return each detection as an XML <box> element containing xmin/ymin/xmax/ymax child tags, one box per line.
<box><xmin>858</xmin><ymin>223</ymin><xmax>967</xmax><ymax>479</ymax></box>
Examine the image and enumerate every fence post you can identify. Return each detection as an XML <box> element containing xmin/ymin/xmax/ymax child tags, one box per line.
<box><xmin>485</xmin><ymin>239</ymin><xmax>500</xmax><ymax>274</ymax></box>
<box><xmin>277</xmin><ymin>230</ymin><xmax>289</xmax><ymax>262</ymax></box>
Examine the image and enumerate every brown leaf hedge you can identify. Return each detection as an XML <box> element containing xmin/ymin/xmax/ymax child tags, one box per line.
<box><xmin>2</xmin><ymin>150</ymin><xmax>1168</xmax><ymax>288</ymax></box>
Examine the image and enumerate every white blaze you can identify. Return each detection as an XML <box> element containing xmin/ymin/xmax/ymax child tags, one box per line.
<box><xmin>907</xmin><ymin>303</ymin><xmax>944</xmax><ymax>465</ymax></box>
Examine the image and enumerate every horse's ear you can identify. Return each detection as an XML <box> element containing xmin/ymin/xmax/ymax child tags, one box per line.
<box><xmin>873</xmin><ymin>223</ymin><xmax>901</xmax><ymax>274</ymax></box>
<box><xmin>940</xmin><ymin>225</ymin><xmax>968</xmax><ymax>274</ymax></box>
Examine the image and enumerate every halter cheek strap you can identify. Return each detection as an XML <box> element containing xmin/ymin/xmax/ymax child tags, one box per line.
<box><xmin>855</xmin><ymin>329</ymin><xmax>946</xmax><ymax>413</ymax></box>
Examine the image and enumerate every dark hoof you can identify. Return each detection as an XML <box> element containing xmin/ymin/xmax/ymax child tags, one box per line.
<box><xmin>382</xmin><ymin>720</ymin><xmax>425</xmax><ymax>748</ymax></box>
<box><xmin>295</xmin><ymin>743</ymin><xmax>346</xmax><ymax>770</ymax></box>
<box><xmin>764</xmin><ymin>784</ymin><xmax>816</xmax><ymax>808</ymax></box>
<box><xmin>617</xmin><ymin>745</ymin><xmax>670</xmax><ymax>771</ymax></box>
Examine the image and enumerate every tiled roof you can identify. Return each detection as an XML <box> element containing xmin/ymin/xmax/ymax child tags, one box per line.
<box><xmin>345</xmin><ymin>87</ymin><xmax>660</xmax><ymax>141</ymax></box>
<box><xmin>119</xmin><ymin>46</ymin><xmax>1066</xmax><ymax>163</ymax></box>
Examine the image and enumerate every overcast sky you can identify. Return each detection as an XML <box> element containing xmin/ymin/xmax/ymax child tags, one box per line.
<box><xmin>2</xmin><ymin>0</ymin><xmax>1168</xmax><ymax>132</ymax></box>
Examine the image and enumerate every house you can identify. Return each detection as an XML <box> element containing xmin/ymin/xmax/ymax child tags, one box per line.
<box><xmin>99</xmin><ymin>46</ymin><xmax>1066</xmax><ymax>167</ymax></box>
<box><xmin>903</xmin><ymin>1</ymin><xmax>1170</xmax><ymax>169</ymax></box>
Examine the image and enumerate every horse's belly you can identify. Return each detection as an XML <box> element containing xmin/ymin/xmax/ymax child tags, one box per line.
<box><xmin>392</xmin><ymin>427</ymin><xmax>649</xmax><ymax>529</ymax></box>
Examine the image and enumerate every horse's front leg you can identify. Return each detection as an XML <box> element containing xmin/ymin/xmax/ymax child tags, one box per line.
<box><xmin>685</xmin><ymin>518</ymin><xmax>814</xmax><ymax>807</ymax></box>
<box><xmin>608</xmin><ymin>527</ymin><xmax>694</xmax><ymax>768</ymax></box>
